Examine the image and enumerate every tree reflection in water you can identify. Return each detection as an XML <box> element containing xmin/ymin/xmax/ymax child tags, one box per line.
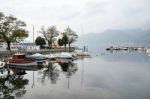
<box><xmin>38</xmin><ymin>63</ymin><xmax>60</xmax><ymax>85</ymax></box>
<box><xmin>0</xmin><ymin>68</ymin><xmax>29</xmax><ymax>99</ymax></box>
<box><xmin>38</xmin><ymin>61</ymin><xmax>78</xmax><ymax>85</ymax></box>
<box><xmin>59</xmin><ymin>61</ymin><xmax>78</xmax><ymax>88</ymax></box>
<box><xmin>60</xmin><ymin>62</ymin><xmax>78</xmax><ymax>76</ymax></box>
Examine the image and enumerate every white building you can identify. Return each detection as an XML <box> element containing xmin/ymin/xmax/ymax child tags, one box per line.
<box><xmin>20</xmin><ymin>42</ymin><xmax>39</xmax><ymax>51</ymax></box>
<box><xmin>0</xmin><ymin>40</ymin><xmax>40</xmax><ymax>51</ymax></box>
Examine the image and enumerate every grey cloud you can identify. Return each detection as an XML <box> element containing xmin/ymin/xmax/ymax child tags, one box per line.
<box><xmin>0</xmin><ymin>0</ymin><xmax>150</xmax><ymax>38</ymax></box>
<box><xmin>83</xmin><ymin>1</ymin><xmax>109</xmax><ymax>17</ymax></box>
<box><xmin>57</xmin><ymin>5</ymin><xmax>80</xmax><ymax>20</ymax></box>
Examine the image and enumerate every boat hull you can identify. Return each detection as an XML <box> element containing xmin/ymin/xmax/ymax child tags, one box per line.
<box><xmin>7</xmin><ymin>62</ymin><xmax>37</xmax><ymax>67</ymax></box>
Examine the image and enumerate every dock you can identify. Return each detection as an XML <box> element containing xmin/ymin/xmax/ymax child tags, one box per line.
<box><xmin>106</xmin><ymin>46</ymin><xmax>146</xmax><ymax>51</ymax></box>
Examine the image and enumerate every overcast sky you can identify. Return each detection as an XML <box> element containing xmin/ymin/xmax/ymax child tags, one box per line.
<box><xmin>0</xmin><ymin>0</ymin><xmax>150</xmax><ymax>41</ymax></box>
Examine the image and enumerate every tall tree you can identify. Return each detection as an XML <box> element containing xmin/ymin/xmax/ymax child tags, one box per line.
<box><xmin>62</xmin><ymin>34</ymin><xmax>68</xmax><ymax>50</ymax></box>
<box><xmin>64</xmin><ymin>27</ymin><xmax>78</xmax><ymax>52</ymax></box>
<box><xmin>39</xmin><ymin>26</ymin><xmax>59</xmax><ymax>49</ymax></box>
<box><xmin>35</xmin><ymin>36</ymin><xmax>46</xmax><ymax>49</ymax></box>
<box><xmin>0</xmin><ymin>12</ymin><xmax>28</xmax><ymax>50</ymax></box>
<box><xmin>58</xmin><ymin>38</ymin><xmax>63</xmax><ymax>48</ymax></box>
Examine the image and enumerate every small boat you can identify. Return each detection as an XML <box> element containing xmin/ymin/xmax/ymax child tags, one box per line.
<box><xmin>27</xmin><ymin>53</ymin><xmax>48</xmax><ymax>61</ymax></box>
<box><xmin>106</xmin><ymin>46</ymin><xmax>113</xmax><ymax>51</ymax></box>
<box><xmin>146</xmin><ymin>48</ymin><xmax>150</xmax><ymax>55</ymax></box>
<box><xmin>46</xmin><ymin>52</ymin><xmax>75</xmax><ymax>60</ymax></box>
<box><xmin>74</xmin><ymin>50</ymin><xmax>90</xmax><ymax>56</ymax></box>
<box><xmin>58</xmin><ymin>52</ymin><xmax>73</xmax><ymax>59</ymax></box>
<box><xmin>0</xmin><ymin>61</ymin><xmax>5</xmax><ymax>68</ymax></box>
<box><xmin>7</xmin><ymin>52</ymin><xmax>45</xmax><ymax>67</ymax></box>
<box><xmin>45</xmin><ymin>53</ymin><xmax>58</xmax><ymax>60</ymax></box>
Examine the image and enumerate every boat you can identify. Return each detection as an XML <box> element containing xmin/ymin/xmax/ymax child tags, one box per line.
<box><xmin>27</xmin><ymin>53</ymin><xmax>48</xmax><ymax>61</ymax></box>
<box><xmin>106</xmin><ymin>46</ymin><xmax>113</xmax><ymax>51</ymax></box>
<box><xmin>45</xmin><ymin>53</ymin><xmax>58</xmax><ymax>60</ymax></box>
<box><xmin>6</xmin><ymin>52</ymin><xmax>46</xmax><ymax>67</ymax></box>
<box><xmin>0</xmin><ymin>61</ymin><xmax>5</xmax><ymax>68</ymax></box>
<box><xmin>74</xmin><ymin>50</ymin><xmax>90</xmax><ymax>56</ymax></box>
<box><xmin>146</xmin><ymin>48</ymin><xmax>150</xmax><ymax>55</ymax></box>
<box><xmin>58</xmin><ymin>52</ymin><xmax>73</xmax><ymax>59</ymax></box>
<box><xmin>46</xmin><ymin>52</ymin><xmax>76</xmax><ymax>60</ymax></box>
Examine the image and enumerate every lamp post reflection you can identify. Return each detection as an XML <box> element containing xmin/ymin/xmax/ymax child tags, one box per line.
<box><xmin>59</xmin><ymin>61</ymin><xmax>78</xmax><ymax>89</ymax></box>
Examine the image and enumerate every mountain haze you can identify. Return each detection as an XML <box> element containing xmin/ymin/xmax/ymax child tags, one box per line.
<box><xmin>75</xmin><ymin>29</ymin><xmax>150</xmax><ymax>53</ymax></box>
<box><xmin>77</xmin><ymin>29</ymin><xmax>150</xmax><ymax>46</ymax></box>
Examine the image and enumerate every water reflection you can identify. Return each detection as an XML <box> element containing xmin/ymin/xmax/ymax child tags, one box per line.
<box><xmin>60</xmin><ymin>62</ymin><xmax>78</xmax><ymax>89</ymax></box>
<box><xmin>37</xmin><ymin>61</ymin><xmax>78</xmax><ymax>86</ymax></box>
<box><xmin>0</xmin><ymin>68</ymin><xmax>29</xmax><ymax>99</ymax></box>
<box><xmin>60</xmin><ymin>62</ymin><xmax>78</xmax><ymax>76</ymax></box>
<box><xmin>38</xmin><ymin>63</ymin><xmax>60</xmax><ymax>84</ymax></box>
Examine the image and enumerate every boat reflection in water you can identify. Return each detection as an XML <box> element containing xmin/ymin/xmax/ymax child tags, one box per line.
<box><xmin>0</xmin><ymin>67</ymin><xmax>29</xmax><ymax>99</ymax></box>
<box><xmin>0</xmin><ymin>58</ymin><xmax>79</xmax><ymax>98</ymax></box>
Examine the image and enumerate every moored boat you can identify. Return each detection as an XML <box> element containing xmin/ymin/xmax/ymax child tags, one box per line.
<box><xmin>46</xmin><ymin>52</ymin><xmax>76</xmax><ymax>60</ymax></box>
<box><xmin>74</xmin><ymin>49</ymin><xmax>90</xmax><ymax>56</ymax></box>
<box><xmin>45</xmin><ymin>53</ymin><xmax>58</xmax><ymax>60</ymax></box>
<box><xmin>27</xmin><ymin>53</ymin><xmax>48</xmax><ymax>61</ymax></box>
<box><xmin>0</xmin><ymin>61</ymin><xmax>6</xmax><ymax>68</ymax></box>
<box><xmin>6</xmin><ymin>52</ymin><xmax>46</xmax><ymax>67</ymax></box>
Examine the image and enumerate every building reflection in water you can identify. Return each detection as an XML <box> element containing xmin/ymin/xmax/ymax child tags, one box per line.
<box><xmin>0</xmin><ymin>68</ymin><xmax>29</xmax><ymax>99</ymax></box>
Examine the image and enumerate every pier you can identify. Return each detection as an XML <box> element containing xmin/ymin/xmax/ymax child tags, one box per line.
<box><xmin>106</xmin><ymin>46</ymin><xmax>146</xmax><ymax>51</ymax></box>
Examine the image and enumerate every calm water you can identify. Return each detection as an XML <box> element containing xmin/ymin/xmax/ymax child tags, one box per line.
<box><xmin>1</xmin><ymin>51</ymin><xmax>150</xmax><ymax>99</ymax></box>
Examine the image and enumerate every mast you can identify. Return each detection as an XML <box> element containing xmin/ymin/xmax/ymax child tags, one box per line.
<box><xmin>33</xmin><ymin>25</ymin><xmax>35</xmax><ymax>43</ymax></box>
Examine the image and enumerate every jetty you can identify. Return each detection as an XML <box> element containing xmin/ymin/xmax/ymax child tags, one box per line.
<box><xmin>106</xmin><ymin>46</ymin><xmax>146</xmax><ymax>51</ymax></box>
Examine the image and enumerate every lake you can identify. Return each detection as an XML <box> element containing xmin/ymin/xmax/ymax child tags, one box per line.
<box><xmin>1</xmin><ymin>51</ymin><xmax>150</xmax><ymax>99</ymax></box>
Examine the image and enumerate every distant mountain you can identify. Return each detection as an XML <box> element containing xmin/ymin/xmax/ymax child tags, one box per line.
<box><xmin>75</xmin><ymin>29</ymin><xmax>150</xmax><ymax>52</ymax></box>
<box><xmin>77</xmin><ymin>29</ymin><xmax>150</xmax><ymax>45</ymax></box>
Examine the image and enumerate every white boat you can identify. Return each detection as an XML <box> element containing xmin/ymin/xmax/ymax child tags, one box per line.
<box><xmin>146</xmin><ymin>48</ymin><xmax>150</xmax><ymax>55</ymax></box>
<box><xmin>45</xmin><ymin>53</ymin><xmax>58</xmax><ymax>59</ymax></box>
<box><xmin>74</xmin><ymin>50</ymin><xmax>90</xmax><ymax>56</ymax></box>
<box><xmin>46</xmin><ymin>52</ymin><xmax>75</xmax><ymax>60</ymax></box>
<box><xmin>0</xmin><ymin>61</ymin><xmax>6</xmax><ymax>68</ymax></box>
<box><xmin>30</xmin><ymin>53</ymin><xmax>46</xmax><ymax>57</ymax></box>
<box><xmin>27</xmin><ymin>53</ymin><xmax>48</xmax><ymax>60</ymax></box>
<box><xmin>58</xmin><ymin>52</ymin><xmax>73</xmax><ymax>59</ymax></box>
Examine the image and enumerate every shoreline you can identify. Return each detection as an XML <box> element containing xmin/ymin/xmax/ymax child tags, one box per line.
<box><xmin>0</xmin><ymin>48</ymin><xmax>75</xmax><ymax>57</ymax></box>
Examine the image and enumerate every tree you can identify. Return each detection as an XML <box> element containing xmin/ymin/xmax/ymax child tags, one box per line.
<box><xmin>35</xmin><ymin>36</ymin><xmax>46</xmax><ymax>49</ymax></box>
<box><xmin>64</xmin><ymin>27</ymin><xmax>78</xmax><ymax>52</ymax></box>
<box><xmin>0</xmin><ymin>12</ymin><xmax>28</xmax><ymax>50</ymax></box>
<box><xmin>39</xmin><ymin>25</ymin><xmax>59</xmax><ymax>49</ymax></box>
<box><xmin>62</xmin><ymin>34</ymin><xmax>68</xmax><ymax>50</ymax></box>
<box><xmin>58</xmin><ymin>38</ymin><xmax>63</xmax><ymax>48</ymax></box>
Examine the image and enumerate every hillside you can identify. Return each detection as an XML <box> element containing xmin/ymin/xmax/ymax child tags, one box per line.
<box><xmin>76</xmin><ymin>29</ymin><xmax>150</xmax><ymax>46</ymax></box>
<box><xmin>75</xmin><ymin>29</ymin><xmax>150</xmax><ymax>53</ymax></box>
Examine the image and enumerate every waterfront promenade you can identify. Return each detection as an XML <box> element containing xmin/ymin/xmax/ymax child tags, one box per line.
<box><xmin>0</xmin><ymin>48</ymin><xmax>75</xmax><ymax>58</ymax></box>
